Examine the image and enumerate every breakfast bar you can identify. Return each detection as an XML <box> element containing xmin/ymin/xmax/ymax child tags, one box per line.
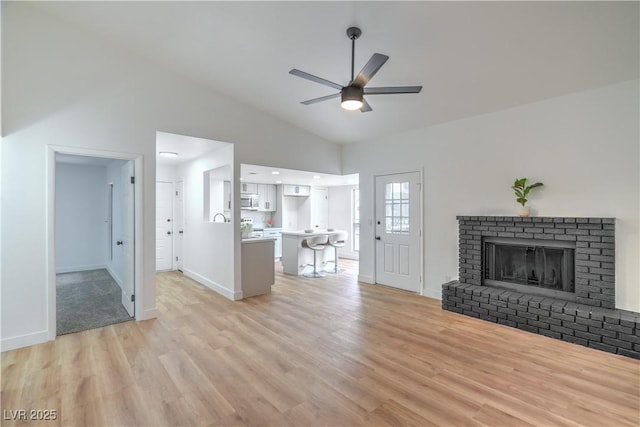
<box><xmin>281</xmin><ymin>229</ymin><xmax>346</xmax><ymax>275</ymax></box>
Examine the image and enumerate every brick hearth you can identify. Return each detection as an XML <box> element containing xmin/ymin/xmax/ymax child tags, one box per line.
<box><xmin>442</xmin><ymin>216</ymin><xmax>640</xmax><ymax>359</ymax></box>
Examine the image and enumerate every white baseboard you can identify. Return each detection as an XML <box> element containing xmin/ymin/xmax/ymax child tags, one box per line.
<box><xmin>183</xmin><ymin>269</ymin><xmax>241</xmax><ymax>301</ymax></box>
<box><xmin>339</xmin><ymin>253</ymin><xmax>359</xmax><ymax>261</ymax></box>
<box><xmin>358</xmin><ymin>274</ymin><xmax>375</xmax><ymax>284</ymax></box>
<box><xmin>423</xmin><ymin>287</ymin><xmax>442</xmax><ymax>300</ymax></box>
<box><xmin>139</xmin><ymin>308</ymin><xmax>158</xmax><ymax>320</ymax></box>
<box><xmin>106</xmin><ymin>266</ymin><xmax>123</xmax><ymax>290</ymax></box>
<box><xmin>1</xmin><ymin>330</ymin><xmax>49</xmax><ymax>352</ymax></box>
<box><xmin>56</xmin><ymin>264</ymin><xmax>106</xmax><ymax>274</ymax></box>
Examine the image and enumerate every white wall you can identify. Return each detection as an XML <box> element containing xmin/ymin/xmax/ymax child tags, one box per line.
<box><xmin>177</xmin><ymin>144</ymin><xmax>237</xmax><ymax>299</ymax></box>
<box><xmin>1</xmin><ymin>4</ymin><xmax>341</xmax><ymax>350</ymax></box>
<box><xmin>55</xmin><ymin>163</ymin><xmax>108</xmax><ymax>273</ymax></box>
<box><xmin>343</xmin><ymin>80</ymin><xmax>639</xmax><ymax>311</ymax></box>
<box><xmin>328</xmin><ymin>185</ymin><xmax>359</xmax><ymax>260</ymax></box>
<box><xmin>156</xmin><ymin>164</ymin><xmax>177</xmax><ymax>182</ymax></box>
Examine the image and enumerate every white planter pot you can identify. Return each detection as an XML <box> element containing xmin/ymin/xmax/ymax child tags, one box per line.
<box><xmin>518</xmin><ymin>206</ymin><xmax>530</xmax><ymax>217</ymax></box>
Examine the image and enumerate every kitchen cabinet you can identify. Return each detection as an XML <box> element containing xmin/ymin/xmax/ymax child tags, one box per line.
<box><xmin>241</xmin><ymin>239</ymin><xmax>274</xmax><ymax>298</ymax></box>
<box><xmin>264</xmin><ymin>228</ymin><xmax>282</xmax><ymax>258</ymax></box>
<box><xmin>283</xmin><ymin>184</ymin><xmax>310</xmax><ymax>196</ymax></box>
<box><xmin>241</xmin><ymin>182</ymin><xmax>258</xmax><ymax>194</ymax></box>
<box><xmin>257</xmin><ymin>184</ymin><xmax>277</xmax><ymax>212</ymax></box>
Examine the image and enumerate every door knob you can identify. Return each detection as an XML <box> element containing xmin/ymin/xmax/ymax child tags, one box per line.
<box><xmin>166</xmin><ymin>218</ymin><xmax>171</xmax><ymax>222</ymax></box>
<box><xmin>167</xmin><ymin>231</ymin><xmax>172</xmax><ymax>235</ymax></box>
<box><xmin>375</xmin><ymin>236</ymin><xmax>381</xmax><ymax>240</ymax></box>
<box><xmin>116</xmin><ymin>241</ymin><xmax>123</xmax><ymax>245</ymax></box>
<box><xmin>179</xmin><ymin>230</ymin><xmax>183</xmax><ymax>234</ymax></box>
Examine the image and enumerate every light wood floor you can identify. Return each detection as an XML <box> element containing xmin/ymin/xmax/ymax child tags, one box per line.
<box><xmin>2</xmin><ymin>259</ymin><xmax>639</xmax><ymax>426</ymax></box>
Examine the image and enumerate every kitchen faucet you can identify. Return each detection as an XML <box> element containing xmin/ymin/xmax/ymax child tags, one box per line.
<box><xmin>213</xmin><ymin>213</ymin><xmax>229</xmax><ymax>223</ymax></box>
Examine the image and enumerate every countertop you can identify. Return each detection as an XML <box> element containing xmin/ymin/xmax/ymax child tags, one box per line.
<box><xmin>241</xmin><ymin>236</ymin><xmax>276</xmax><ymax>244</ymax></box>
<box><xmin>281</xmin><ymin>229</ymin><xmax>345</xmax><ymax>237</ymax></box>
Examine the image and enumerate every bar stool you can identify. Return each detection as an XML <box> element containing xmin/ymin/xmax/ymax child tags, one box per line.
<box><xmin>327</xmin><ymin>231</ymin><xmax>348</xmax><ymax>273</ymax></box>
<box><xmin>301</xmin><ymin>235</ymin><xmax>328</xmax><ymax>278</ymax></box>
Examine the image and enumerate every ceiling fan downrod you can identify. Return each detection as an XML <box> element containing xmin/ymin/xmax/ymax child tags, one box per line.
<box><xmin>346</xmin><ymin>27</ymin><xmax>361</xmax><ymax>83</ymax></box>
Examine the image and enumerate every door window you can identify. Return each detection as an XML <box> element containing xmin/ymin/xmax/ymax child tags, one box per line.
<box><xmin>384</xmin><ymin>182</ymin><xmax>410</xmax><ymax>234</ymax></box>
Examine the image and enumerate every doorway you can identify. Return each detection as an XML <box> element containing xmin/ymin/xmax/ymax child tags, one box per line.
<box><xmin>48</xmin><ymin>147</ymin><xmax>142</xmax><ymax>340</ymax></box>
<box><xmin>374</xmin><ymin>171</ymin><xmax>423</xmax><ymax>293</ymax></box>
<box><xmin>156</xmin><ymin>181</ymin><xmax>174</xmax><ymax>271</ymax></box>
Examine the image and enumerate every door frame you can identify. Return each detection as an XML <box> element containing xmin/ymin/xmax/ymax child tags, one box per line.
<box><xmin>373</xmin><ymin>169</ymin><xmax>424</xmax><ymax>295</ymax></box>
<box><xmin>46</xmin><ymin>145</ymin><xmax>144</xmax><ymax>341</ymax></box>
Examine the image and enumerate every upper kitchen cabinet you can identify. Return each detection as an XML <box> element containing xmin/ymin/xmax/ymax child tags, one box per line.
<box><xmin>283</xmin><ymin>184</ymin><xmax>311</xmax><ymax>197</ymax></box>
<box><xmin>258</xmin><ymin>184</ymin><xmax>277</xmax><ymax>212</ymax></box>
<box><xmin>241</xmin><ymin>182</ymin><xmax>258</xmax><ymax>194</ymax></box>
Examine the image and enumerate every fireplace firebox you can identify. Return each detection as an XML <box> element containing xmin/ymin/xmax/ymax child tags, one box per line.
<box><xmin>484</xmin><ymin>238</ymin><xmax>575</xmax><ymax>300</ymax></box>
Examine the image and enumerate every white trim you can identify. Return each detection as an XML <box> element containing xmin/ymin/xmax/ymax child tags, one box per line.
<box><xmin>47</xmin><ymin>145</ymin><xmax>147</xmax><ymax>346</ymax></box>
<box><xmin>183</xmin><ymin>268</ymin><xmax>242</xmax><ymax>301</ymax></box>
<box><xmin>56</xmin><ymin>264</ymin><xmax>107</xmax><ymax>274</ymax></box>
<box><xmin>338</xmin><ymin>253</ymin><xmax>359</xmax><ymax>261</ymax></box>
<box><xmin>1</xmin><ymin>330</ymin><xmax>49</xmax><ymax>352</ymax></box>
<box><xmin>358</xmin><ymin>274</ymin><xmax>375</xmax><ymax>284</ymax></box>
<box><xmin>106</xmin><ymin>265</ymin><xmax>123</xmax><ymax>290</ymax></box>
<box><xmin>423</xmin><ymin>288</ymin><xmax>442</xmax><ymax>300</ymax></box>
<box><xmin>140</xmin><ymin>308</ymin><xmax>158</xmax><ymax>320</ymax></box>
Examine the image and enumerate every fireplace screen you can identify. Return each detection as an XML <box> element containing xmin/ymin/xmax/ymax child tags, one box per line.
<box><xmin>484</xmin><ymin>239</ymin><xmax>575</xmax><ymax>294</ymax></box>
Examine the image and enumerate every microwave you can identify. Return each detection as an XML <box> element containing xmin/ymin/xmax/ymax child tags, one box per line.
<box><xmin>240</xmin><ymin>194</ymin><xmax>259</xmax><ymax>210</ymax></box>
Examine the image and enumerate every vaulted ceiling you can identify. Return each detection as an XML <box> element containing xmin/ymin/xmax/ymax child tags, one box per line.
<box><xmin>31</xmin><ymin>1</ymin><xmax>639</xmax><ymax>144</ymax></box>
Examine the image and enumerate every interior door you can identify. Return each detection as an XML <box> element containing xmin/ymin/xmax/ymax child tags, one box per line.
<box><xmin>120</xmin><ymin>161</ymin><xmax>135</xmax><ymax>316</ymax></box>
<box><xmin>311</xmin><ymin>187</ymin><xmax>329</xmax><ymax>229</ymax></box>
<box><xmin>175</xmin><ymin>180</ymin><xmax>184</xmax><ymax>271</ymax></box>
<box><xmin>156</xmin><ymin>181</ymin><xmax>173</xmax><ymax>271</ymax></box>
<box><xmin>375</xmin><ymin>172</ymin><xmax>422</xmax><ymax>292</ymax></box>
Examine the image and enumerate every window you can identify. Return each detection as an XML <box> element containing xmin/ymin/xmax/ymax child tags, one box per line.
<box><xmin>352</xmin><ymin>188</ymin><xmax>359</xmax><ymax>252</ymax></box>
<box><xmin>384</xmin><ymin>182</ymin><xmax>409</xmax><ymax>234</ymax></box>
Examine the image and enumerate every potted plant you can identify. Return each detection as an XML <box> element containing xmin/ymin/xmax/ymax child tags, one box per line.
<box><xmin>512</xmin><ymin>178</ymin><xmax>543</xmax><ymax>217</ymax></box>
<box><xmin>240</xmin><ymin>222</ymin><xmax>253</xmax><ymax>238</ymax></box>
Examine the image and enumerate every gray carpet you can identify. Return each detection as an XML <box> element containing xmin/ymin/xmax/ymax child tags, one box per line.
<box><xmin>56</xmin><ymin>269</ymin><xmax>132</xmax><ymax>335</ymax></box>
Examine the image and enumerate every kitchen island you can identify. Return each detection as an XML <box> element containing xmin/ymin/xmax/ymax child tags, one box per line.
<box><xmin>281</xmin><ymin>230</ymin><xmax>346</xmax><ymax>275</ymax></box>
<box><xmin>241</xmin><ymin>237</ymin><xmax>275</xmax><ymax>297</ymax></box>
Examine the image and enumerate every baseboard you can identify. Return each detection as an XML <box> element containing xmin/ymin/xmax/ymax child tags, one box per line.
<box><xmin>1</xmin><ymin>330</ymin><xmax>49</xmax><ymax>352</ymax></box>
<box><xmin>139</xmin><ymin>308</ymin><xmax>158</xmax><ymax>320</ymax></box>
<box><xmin>423</xmin><ymin>287</ymin><xmax>442</xmax><ymax>300</ymax></box>
<box><xmin>358</xmin><ymin>274</ymin><xmax>375</xmax><ymax>284</ymax></box>
<box><xmin>339</xmin><ymin>253</ymin><xmax>359</xmax><ymax>261</ymax></box>
<box><xmin>56</xmin><ymin>264</ymin><xmax>106</xmax><ymax>274</ymax></box>
<box><xmin>106</xmin><ymin>266</ymin><xmax>123</xmax><ymax>290</ymax></box>
<box><xmin>183</xmin><ymin>269</ymin><xmax>241</xmax><ymax>301</ymax></box>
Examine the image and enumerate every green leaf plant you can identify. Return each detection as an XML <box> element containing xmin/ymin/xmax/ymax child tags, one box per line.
<box><xmin>512</xmin><ymin>178</ymin><xmax>544</xmax><ymax>207</ymax></box>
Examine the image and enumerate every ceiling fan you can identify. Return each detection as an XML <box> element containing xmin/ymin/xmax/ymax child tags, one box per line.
<box><xmin>289</xmin><ymin>27</ymin><xmax>422</xmax><ymax>113</ymax></box>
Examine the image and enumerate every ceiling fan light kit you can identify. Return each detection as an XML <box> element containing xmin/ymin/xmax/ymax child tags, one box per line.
<box><xmin>341</xmin><ymin>86</ymin><xmax>364</xmax><ymax>110</ymax></box>
<box><xmin>289</xmin><ymin>27</ymin><xmax>422</xmax><ymax>113</ymax></box>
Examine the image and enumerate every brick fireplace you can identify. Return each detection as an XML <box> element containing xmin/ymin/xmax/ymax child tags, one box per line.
<box><xmin>442</xmin><ymin>216</ymin><xmax>640</xmax><ymax>359</ymax></box>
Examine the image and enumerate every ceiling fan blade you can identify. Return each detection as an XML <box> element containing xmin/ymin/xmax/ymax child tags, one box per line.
<box><xmin>364</xmin><ymin>86</ymin><xmax>423</xmax><ymax>95</ymax></box>
<box><xmin>352</xmin><ymin>53</ymin><xmax>389</xmax><ymax>87</ymax></box>
<box><xmin>301</xmin><ymin>92</ymin><xmax>341</xmax><ymax>105</ymax></box>
<box><xmin>360</xmin><ymin>98</ymin><xmax>372</xmax><ymax>113</ymax></box>
<box><xmin>289</xmin><ymin>69</ymin><xmax>343</xmax><ymax>91</ymax></box>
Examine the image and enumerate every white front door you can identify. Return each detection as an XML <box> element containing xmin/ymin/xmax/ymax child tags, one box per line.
<box><xmin>175</xmin><ymin>180</ymin><xmax>184</xmax><ymax>271</ymax></box>
<box><xmin>156</xmin><ymin>181</ymin><xmax>173</xmax><ymax>271</ymax></box>
<box><xmin>375</xmin><ymin>172</ymin><xmax>422</xmax><ymax>293</ymax></box>
<box><xmin>120</xmin><ymin>161</ymin><xmax>135</xmax><ymax>316</ymax></box>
